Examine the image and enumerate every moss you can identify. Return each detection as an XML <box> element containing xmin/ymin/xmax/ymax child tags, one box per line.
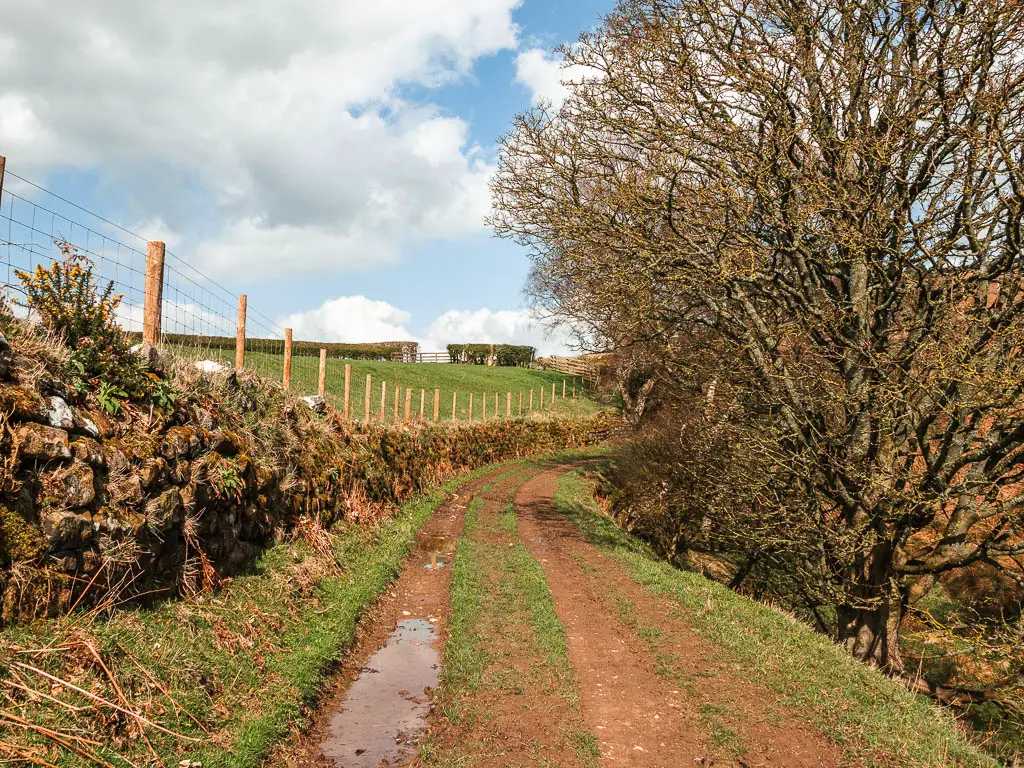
<box><xmin>0</xmin><ymin>385</ymin><xmax>45</xmax><ymax>421</ymax></box>
<box><xmin>0</xmin><ymin>497</ymin><xmax>44</xmax><ymax>563</ymax></box>
<box><xmin>110</xmin><ymin>433</ymin><xmax>158</xmax><ymax>462</ymax></box>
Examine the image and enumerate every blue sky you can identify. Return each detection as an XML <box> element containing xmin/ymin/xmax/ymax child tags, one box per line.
<box><xmin>0</xmin><ymin>0</ymin><xmax>612</xmax><ymax>353</ymax></box>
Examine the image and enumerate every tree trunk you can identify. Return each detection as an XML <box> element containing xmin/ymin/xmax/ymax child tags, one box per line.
<box><xmin>617</xmin><ymin>371</ymin><xmax>655</xmax><ymax>426</ymax></box>
<box><xmin>836</xmin><ymin>543</ymin><xmax>905</xmax><ymax>673</ymax></box>
<box><xmin>837</xmin><ymin>602</ymin><xmax>904</xmax><ymax>671</ymax></box>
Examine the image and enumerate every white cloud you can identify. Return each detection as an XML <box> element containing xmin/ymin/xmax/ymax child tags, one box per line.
<box><xmin>424</xmin><ymin>307</ymin><xmax>577</xmax><ymax>355</ymax></box>
<box><xmin>0</xmin><ymin>0</ymin><xmax>521</xmax><ymax>279</ymax></box>
<box><xmin>280</xmin><ymin>296</ymin><xmax>415</xmax><ymax>343</ymax></box>
<box><xmin>514</xmin><ymin>47</ymin><xmax>589</xmax><ymax>108</ymax></box>
<box><xmin>277</xmin><ymin>295</ymin><xmax>580</xmax><ymax>356</ymax></box>
<box><xmin>128</xmin><ymin>218</ymin><xmax>183</xmax><ymax>251</ymax></box>
<box><xmin>117</xmin><ymin>300</ymin><xmax>236</xmax><ymax>336</ymax></box>
<box><xmin>194</xmin><ymin>220</ymin><xmax>398</xmax><ymax>280</ymax></box>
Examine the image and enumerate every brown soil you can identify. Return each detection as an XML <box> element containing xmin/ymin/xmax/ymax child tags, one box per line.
<box><xmin>413</xmin><ymin>464</ymin><xmax>589</xmax><ymax>767</ymax></box>
<box><xmin>515</xmin><ymin>467</ymin><xmax>843</xmax><ymax>768</ymax></box>
<box><xmin>274</xmin><ymin>460</ymin><xmax>847</xmax><ymax>768</ymax></box>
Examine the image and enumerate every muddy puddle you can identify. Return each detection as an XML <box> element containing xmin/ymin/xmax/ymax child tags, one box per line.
<box><xmin>321</xmin><ymin>618</ymin><xmax>440</xmax><ymax>767</ymax></box>
<box><xmin>417</xmin><ymin>533</ymin><xmax>451</xmax><ymax>570</ymax></box>
<box><xmin>416</xmin><ymin>533</ymin><xmax>450</xmax><ymax>552</ymax></box>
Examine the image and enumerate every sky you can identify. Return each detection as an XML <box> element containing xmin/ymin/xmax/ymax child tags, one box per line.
<box><xmin>0</xmin><ymin>0</ymin><xmax>612</xmax><ymax>354</ymax></box>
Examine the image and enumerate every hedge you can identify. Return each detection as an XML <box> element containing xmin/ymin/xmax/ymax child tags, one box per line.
<box><xmin>143</xmin><ymin>333</ymin><xmax>413</xmax><ymax>361</ymax></box>
<box><xmin>446</xmin><ymin>343</ymin><xmax>536</xmax><ymax>366</ymax></box>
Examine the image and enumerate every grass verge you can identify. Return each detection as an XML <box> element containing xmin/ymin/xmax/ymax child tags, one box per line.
<box><xmin>553</xmin><ymin>470</ymin><xmax>998</xmax><ymax>768</ymax></box>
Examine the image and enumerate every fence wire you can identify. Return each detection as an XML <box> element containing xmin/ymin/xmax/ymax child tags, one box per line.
<box><xmin>0</xmin><ymin>160</ymin><xmax>590</xmax><ymax>421</ymax></box>
<box><xmin>0</xmin><ymin>164</ymin><xmax>286</xmax><ymax>371</ymax></box>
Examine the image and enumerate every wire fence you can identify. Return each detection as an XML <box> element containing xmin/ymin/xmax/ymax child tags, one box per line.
<box><xmin>0</xmin><ymin>158</ymin><xmax>286</xmax><ymax>366</ymax></box>
<box><xmin>0</xmin><ymin>156</ymin><xmax>596</xmax><ymax>423</ymax></box>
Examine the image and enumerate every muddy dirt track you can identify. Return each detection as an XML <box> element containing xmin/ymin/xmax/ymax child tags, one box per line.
<box><xmin>275</xmin><ymin>460</ymin><xmax>842</xmax><ymax>768</ymax></box>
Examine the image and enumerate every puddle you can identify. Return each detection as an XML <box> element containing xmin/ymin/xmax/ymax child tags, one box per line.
<box><xmin>417</xmin><ymin>533</ymin><xmax>451</xmax><ymax>571</ymax></box>
<box><xmin>321</xmin><ymin>619</ymin><xmax>439</xmax><ymax>767</ymax></box>
<box><xmin>416</xmin><ymin>533</ymin><xmax>451</xmax><ymax>552</ymax></box>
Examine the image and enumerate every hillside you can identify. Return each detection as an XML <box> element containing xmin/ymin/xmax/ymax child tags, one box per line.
<box><xmin>179</xmin><ymin>346</ymin><xmax>602</xmax><ymax>421</ymax></box>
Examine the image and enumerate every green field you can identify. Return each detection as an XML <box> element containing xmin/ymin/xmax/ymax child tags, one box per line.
<box><xmin>173</xmin><ymin>346</ymin><xmax>600</xmax><ymax>423</ymax></box>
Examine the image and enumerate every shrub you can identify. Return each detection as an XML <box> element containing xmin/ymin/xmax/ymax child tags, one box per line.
<box><xmin>16</xmin><ymin>243</ymin><xmax>146</xmax><ymax>397</ymax></box>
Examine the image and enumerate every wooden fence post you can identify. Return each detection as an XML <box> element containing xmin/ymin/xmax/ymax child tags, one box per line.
<box><xmin>452</xmin><ymin>391</ymin><xmax>458</xmax><ymax>421</ymax></box>
<box><xmin>551</xmin><ymin>383</ymin><xmax>556</xmax><ymax>405</ymax></box>
<box><xmin>420</xmin><ymin>389</ymin><xmax>425</xmax><ymax>418</ymax></box>
<box><xmin>540</xmin><ymin>386</ymin><xmax>544</xmax><ymax>410</ymax></box>
<box><xmin>283</xmin><ymin>328</ymin><xmax>293</xmax><ymax>390</ymax></box>
<box><xmin>468</xmin><ymin>393</ymin><xmax>474</xmax><ymax>422</ymax></box>
<box><xmin>393</xmin><ymin>386</ymin><xmax>399</xmax><ymax>424</ymax></box>
<box><xmin>562</xmin><ymin>379</ymin><xmax>566</xmax><ymax>398</ymax></box>
<box><xmin>519</xmin><ymin>391</ymin><xmax>523</xmax><ymax>416</ymax></box>
<box><xmin>380</xmin><ymin>381</ymin><xmax>387</xmax><ymax>423</ymax></box>
<box><xmin>481</xmin><ymin>392</ymin><xmax>486</xmax><ymax>420</ymax></box>
<box><xmin>405</xmin><ymin>389</ymin><xmax>412</xmax><ymax>423</ymax></box>
<box><xmin>433</xmin><ymin>389</ymin><xmax>440</xmax><ymax>421</ymax></box>
<box><xmin>235</xmin><ymin>294</ymin><xmax>247</xmax><ymax>370</ymax></box>
<box><xmin>530</xmin><ymin>389</ymin><xmax>534</xmax><ymax>412</ymax></box>
<box><xmin>318</xmin><ymin>349</ymin><xmax>327</xmax><ymax>397</ymax></box>
<box><xmin>343</xmin><ymin>363</ymin><xmax>351</xmax><ymax>418</ymax></box>
<box><xmin>143</xmin><ymin>241</ymin><xmax>166</xmax><ymax>346</ymax></box>
<box><xmin>365</xmin><ymin>374</ymin><xmax>372</xmax><ymax>422</ymax></box>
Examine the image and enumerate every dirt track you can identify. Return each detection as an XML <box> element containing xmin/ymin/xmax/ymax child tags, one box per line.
<box><xmin>276</xmin><ymin>460</ymin><xmax>843</xmax><ymax>768</ymax></box>
<box><xmin>515</xmin><ymin>468</ymin><xmax>840</xmax><ymax>768</ymax></box>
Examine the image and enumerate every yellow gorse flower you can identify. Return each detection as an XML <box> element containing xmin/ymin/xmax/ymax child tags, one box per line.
<box><xmin>15</xmin><ymin>240</ymin><xmax>125</xmax><ymax>345</ymax></box>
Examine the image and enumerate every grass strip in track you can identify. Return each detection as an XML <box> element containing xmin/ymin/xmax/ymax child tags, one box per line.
<box><xmin>440</xmin><ymin>496</ymin><xmax>489</xmax><ymax>710</ymax></box>
<box><xmin>426</xmin><ymin>471</ymin><xmax>598</xmax><ymax>767</ymax></box>
<box><xmin>553</xmin><ymin>470</ymin><xmax>997</xmax><ymax>768</ymax></box>
<box><xmin>496</xmin><ymin>504</ymin><xmax>579</xmax><ymax>701</ymax></box>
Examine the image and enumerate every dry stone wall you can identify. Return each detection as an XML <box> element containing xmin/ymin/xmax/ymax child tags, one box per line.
<box><xmin>0</xmin><ymin>329</ymin><xmax>613</xmax><ymax>625</ymax></box>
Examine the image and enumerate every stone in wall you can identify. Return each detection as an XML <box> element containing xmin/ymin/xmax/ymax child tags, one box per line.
<box><xmin>17</xmin><ymin>424</ymin><xmax>71</xmax><ymax>462</ymax></box>
<box><xmin>146</xmin><ymin>488</ymin><xmax>182</xmax><ymax>533</ymax></box>
<box><xmin>50</xmin><ymin>462</ymin><xmax>96</xmax><ymax>509</ymax></box>
<box><xmin>161</xmin><ymin>427</ymin><xmax>203</xmax><ymax>461</ymax></box>
<box><xmin>45</xmin><ymin>396</ymin><xmax>74</xmax><ymax>430</ymax></box>
<box><xmin>0</xmin><ymin>386</ymin><xmax>46</xmax><ymax>422</ymax></box>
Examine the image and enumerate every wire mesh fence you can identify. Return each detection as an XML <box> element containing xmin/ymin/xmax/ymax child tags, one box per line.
<box><xmin>0</xmin><ymin>156</ymin><xmax>594</xmax><ymax>424</ymax></box>
<box><xmin>0</xmin><ymin>158</ymin><xmax>286</xmax><ymax>369</ymax></box>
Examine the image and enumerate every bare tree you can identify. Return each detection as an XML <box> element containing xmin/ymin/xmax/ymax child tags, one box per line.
<box><xmin>491</xmin><ymin>0</ymin><xmax>1024</xmax><ymax>671</ymax></box>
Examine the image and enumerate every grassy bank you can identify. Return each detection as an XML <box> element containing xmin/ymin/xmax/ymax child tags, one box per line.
<box><xmin>554</xmin><ymin>470</ymin><xmax>997</xmax><ymax>768</ymax></box>
<box><xmin>173</xmin><ymin>345</ymin><xmax>601</xmax><ymax>422</ymax></box>
<box><xmin>0</xmin><ymin>464</ymin><xmax>506</xmax><ymax>768</ymax></box>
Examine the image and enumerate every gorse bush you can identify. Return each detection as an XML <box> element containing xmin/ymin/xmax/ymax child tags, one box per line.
<box><xmin>16</xmin><ymin>244</ymin><xmax>149</xmax><ymax>403</ymax></box>
<box><xmin>16</xmin><ymin>243</ymin><xmax>122</xmax><ymax>352</ymax></box>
